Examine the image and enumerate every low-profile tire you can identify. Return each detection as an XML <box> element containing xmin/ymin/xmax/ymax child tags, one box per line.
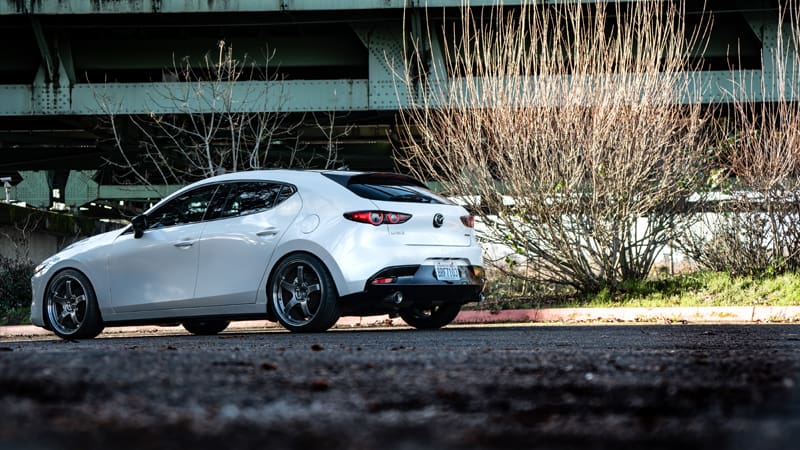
<box><xmin>399</xmin><ymin>304</ymin><xmax>462</xmax><ymax>330</ymax></box>
<box><xmin>270</xmin><ymin>253</ymin><xmax>340</xmax><ymax>333</ymax></box>
<box><xmin>182</xmin><ymin>320</ymin><xmax>230</xmax><ymax>336</ymax></box>
<box><xmin>44</xmin><ymin>269</ymin><xmax>104</xmax><ymax>340</ymax></box>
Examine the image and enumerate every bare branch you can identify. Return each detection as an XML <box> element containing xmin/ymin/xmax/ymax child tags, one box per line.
<box><xmin>397</xmin><ymin>0</ymin><xmax>710</xmax><ymax>293</ymax></box>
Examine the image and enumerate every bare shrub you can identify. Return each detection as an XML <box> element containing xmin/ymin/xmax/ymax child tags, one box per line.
<box><xmin>397</xmin><ymin>1</ymin><xmax>709</xmax><ymax>293</ymax></box>
<box><xmin>0</xmin><ymin>256</ymin><xmax>35</xmax><ymax>324</ymax></box>
<box><xmin>679</xmin><ymin>3</ymin><xmax>800</xmax><ymax>276</ymax></box>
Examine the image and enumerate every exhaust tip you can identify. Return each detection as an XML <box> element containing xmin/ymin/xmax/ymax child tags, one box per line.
<box><xmin>384</xmin><ymin>291</ymin><xmax>403</xmax><ymax>305</ymax></box>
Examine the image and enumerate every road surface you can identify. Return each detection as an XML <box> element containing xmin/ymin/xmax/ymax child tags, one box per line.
<box><xmin>1</xmin><ymin>324</ymin><xmax>799</xmax><ymax>450</ymax></box>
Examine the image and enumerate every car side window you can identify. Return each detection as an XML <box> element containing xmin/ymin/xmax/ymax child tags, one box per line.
<box><xmin>204</xmin><ymin>184</ymin><xmax>233</xmax><ymax>220</ymax></box>
<box><xmin>276</xmin><ymin>184</ymin><xmax>297</xmax><ymax>205</ymax></box>
<box><xmin>147</xmin><ymin>184</ymin><xmax>220</xmax><ymax>229</ymax></box>
<box><xmin>217</xmin><ymin>182</ymin><xmax>291</xmax><ymax>219</ymax></box>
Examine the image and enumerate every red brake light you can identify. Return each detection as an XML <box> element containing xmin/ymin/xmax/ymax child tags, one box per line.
<box><xmin>344</xmin><ymin>211</ymin><xmax>412</xmax><ymax>226</ymax></box>
<box><xmin>460</xmin><ymin>215</ymin><xmax>475</xmax><ymax>228</ymax></box>
<box><xmin>345</xmin><ymin>211</ymin><xmax>380</xmax><ymax>225</ymax></box>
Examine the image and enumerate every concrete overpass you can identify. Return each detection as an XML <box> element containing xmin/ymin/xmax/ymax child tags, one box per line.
<box><xmin>0</xmin><ymin>0</ymin><xmax>792</xmax><ymax>211</ymax></box>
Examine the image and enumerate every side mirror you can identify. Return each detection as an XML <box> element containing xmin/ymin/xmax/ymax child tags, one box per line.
<box><xmin>131</xmin><ymin>215</ymin><xmax>148</xmax><ymax>239</ymax></box>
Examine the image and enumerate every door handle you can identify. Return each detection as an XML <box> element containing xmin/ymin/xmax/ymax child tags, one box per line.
<box><xmin>257</xmin><ymin>228</ymin><xmax>279</xmax><ymax>237</ymax></box>
<box><xmin>174</xmin><ymin>240</ymin><xmax>194</xmax><ymax>248</ymax></box>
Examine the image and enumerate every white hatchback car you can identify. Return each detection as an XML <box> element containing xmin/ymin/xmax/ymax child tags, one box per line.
<box><xmin>30</xmin><ymin>170</ymin><xmax>485</xmax><ymax>339</ymax></box>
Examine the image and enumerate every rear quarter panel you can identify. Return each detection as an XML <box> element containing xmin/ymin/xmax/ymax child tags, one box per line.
<box><xmin>264</xmin><ymin>174</ymin><xmax>380</xmax><ymax>298</ymax></box>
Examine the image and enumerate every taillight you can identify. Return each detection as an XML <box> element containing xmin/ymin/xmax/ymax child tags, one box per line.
<box><xmin>460</xmin><ymin>215</ymin><xmax>475</xmax><ymax>228</ymax></box>
<box><xmin>344</xmin><ymin>211</ymin><xmax>412</xmax><ymax>226</ymax></box>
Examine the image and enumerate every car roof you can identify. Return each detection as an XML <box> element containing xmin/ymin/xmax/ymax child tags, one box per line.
<box><xmin>144</xmin><ymin>169</ymin><xmax>427</xmax><ymax>214</ymax></box>
<box><xmin>187</xmin><ymin>169</ymin><xmax>337</xmax><ymax>185</ymax></box>
<box><xmin>192</xmin><ymin>169</ymin><xmax>423</xmax><ymax>186</ymax></box>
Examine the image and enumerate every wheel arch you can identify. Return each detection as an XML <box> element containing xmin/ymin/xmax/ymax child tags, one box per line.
<box><xmin>266</xmin><ymin>240</ymin><xmax>349</xmax><ymax>298</ymax></box>
<box><xmin>40</xmin><ymin>255</ymin><xmax>111</xmax><ymax>316</ymax></box>
<box><xmin>266</xmin><ymin>250</ymin><xmax>340</xmax><ymax>299</ymax></box>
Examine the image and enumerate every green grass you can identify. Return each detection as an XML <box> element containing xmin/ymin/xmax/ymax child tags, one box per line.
<box><xmin>479</xmin><ymin>270</ymin><xmax>800</xmax><ymax>310</ymax></box>
<box><xmin>2</xmin><ymin>271</ymin><xmax>799</xmax><ymax>324</ymax></box>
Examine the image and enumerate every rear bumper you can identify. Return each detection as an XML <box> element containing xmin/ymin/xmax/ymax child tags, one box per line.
<box><xmin>339</xmin><ymin>264</ymin><xmax>485</xmax><ymax>316</ymax></box>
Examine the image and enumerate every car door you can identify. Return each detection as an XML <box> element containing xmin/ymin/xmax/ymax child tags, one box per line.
<box><xmin>108</xmin><ymin>184</ymin><xmax>220</xmax><ymax>313</ymax></box>
<box><xmin>193</xmin><ymin>181</ymin><xmax>302</xmax><ymax>305</ymax></box>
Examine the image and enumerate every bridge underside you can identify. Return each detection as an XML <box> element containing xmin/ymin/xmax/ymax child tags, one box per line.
<box><xmin>0</xmin><ymin>0</ymin><xmax>791</xmax><ymax>212</ymax></box>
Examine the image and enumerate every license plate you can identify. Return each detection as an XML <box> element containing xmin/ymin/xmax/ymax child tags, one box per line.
<box><xmin>435</xmin><ymin>262</ymin><xmax>462</xmax><ymax>281</ymax></box>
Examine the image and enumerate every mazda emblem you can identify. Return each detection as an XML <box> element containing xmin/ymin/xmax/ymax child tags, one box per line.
<box><xmin>433</xmin><ymin>213</ymin><xmax>445</xmax><ymax>228</ymax></box>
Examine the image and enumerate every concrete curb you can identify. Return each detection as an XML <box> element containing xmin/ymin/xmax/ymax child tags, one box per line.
<box><xmin>454</xmin><ymin>306</ymin><xmax>800</xmax><ymax>324</ymax></box>
<box><xmin>3</xmin><ymin>306</ymin><xmax>799</xmax><ymax>338</ymax></box>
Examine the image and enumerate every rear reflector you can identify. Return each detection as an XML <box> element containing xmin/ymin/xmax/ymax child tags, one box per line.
<box><xmin>371</xmin><ymin>277</ymin><xmax>397</xmax><ymax>285</ymax></box>
<box><xmin>344</xmin><ymin>211</ymin><xmax>412</xmax><ymax>226</ymax></box>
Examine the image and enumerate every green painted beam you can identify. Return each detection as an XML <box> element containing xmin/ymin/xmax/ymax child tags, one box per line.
<box><xmin>64</xmin><ymin>170</ymin><xmax>99</xmax><ymax>207</ymax></box>
<box><xmin>98</xmin><ymin>185</ymin><xmax>182</xmax><ymax>201</ymax></box>
<box><xmin>0</xmin><ymin>79</ymin><xmax>371</xmax><ymax>115</ymax></box>
<box><xmin>84</xmin><ymin>79</ymin><xmax>371</xmax><ymax>114</ymax></box>
<box><xmin>29</xmin><ymin>17</ymin><xmax>53</xmax><ymax>81</ymax></box>
<box><xmin>9</xmin><ymin>171</ymin><xmax>51</xmax><ymax>208</ymax></box>
<box><xmin>65</xmin><ymin>170</ymin><xmax>182</xmax><ymax>206</ymax></box>
<box><xmin>0</xmin><ymin>2</ymin><xmax>793</xmax><ymax>115</ymax></box>
<box><xmin>1</xmin><ymin>69</ymin><xmax>794</xmax><ymax>117</ymax></box>
<box><xmin>0</xmin><ymin>85</ymin><xmax>33</xmax><ymax>114</ymax></box>
<box><xmin>352</xmin><ymin>23</ymin><xmax>412</xmax><ymax>109</ymax></box>
<box><xmin>57</xmin><ymin>35</ymin><xmax>77</xmax><ymax>85</ymax></box>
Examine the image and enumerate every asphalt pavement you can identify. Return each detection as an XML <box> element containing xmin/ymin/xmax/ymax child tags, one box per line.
<box><xmin>1</xmin><ymin>324</ymin><xmax>800</xmax><ymax>450</ymax></box>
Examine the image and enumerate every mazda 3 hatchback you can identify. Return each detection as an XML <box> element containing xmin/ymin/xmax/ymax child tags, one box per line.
<box><xmin>30</xmin><ymin>170</ymin><xmax>485</xmax><ymax>339</ymax></box>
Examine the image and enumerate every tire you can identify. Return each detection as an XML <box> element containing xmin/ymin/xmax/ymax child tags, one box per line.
<box><xmin>44</xmin><ymin>269</ymin><xmax>104</xmax><ymax>340</ymax></box>
<box><xmin>182</xmin><ymin>320</ymin><xmax>230</xmax><ymax>336</ymax></box>
<box><xmin>270</xmin><ymin>254</ymin><xmax>340</xmax><ymax>333</ymax></box>
<box><xmin>399</xmin><ymin>304</ymin><xmax>462</xmax><ymax>330</ymax></box>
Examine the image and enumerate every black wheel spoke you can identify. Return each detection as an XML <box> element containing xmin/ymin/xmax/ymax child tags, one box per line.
<box><xmin>45</xmin><ymin>270</ymin><xmax>103</xmax><ymax>339</ymax></box>
<box><xmin>271</xmin><ymin>256</ymin><xmax>339</xmax><ymax>332</ymax></box>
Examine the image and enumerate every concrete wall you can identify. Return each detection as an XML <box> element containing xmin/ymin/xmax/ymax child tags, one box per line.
<box><xmin>0</xmin><ymin>203</ymin><xmax>123</xmax><ymax>264</ymax></box>
<box><xmin>0</xmin><ymin>225</ymin><xmax>78</xmax><ymax>264</ymax></box>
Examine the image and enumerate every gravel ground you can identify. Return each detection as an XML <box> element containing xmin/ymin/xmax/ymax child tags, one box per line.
<box><xmin>1</xmin><ymin>324</ymin><xmax>799</xmax><ymax>450</ymax></box>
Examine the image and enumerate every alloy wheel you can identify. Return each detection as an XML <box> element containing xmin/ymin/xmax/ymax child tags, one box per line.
<box><xmin>47</xmin><ymin>275</ymin><xmax>89</xmax><ymax>336</ymax></box>
<box><xmin>273</xmin><ymin>262</ymin><xmax>324</xmax><ymax>327</ymax></box>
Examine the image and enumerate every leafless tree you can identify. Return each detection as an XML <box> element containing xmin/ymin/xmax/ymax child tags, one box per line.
<box><xmin>308</xmin><ymin>110</ymin><xmax>355</xmax><ymax>169</ymax></box>
<box><xmin>680</xmin><ymin>2</ymin><xmax>800</xmax><ymax>275</ymax></box>
<box><xmin>397</xmin><ymin>1</ymin><xmax>710</xmax><ymax>293</ymax></box>
<box><xmin>97</xmin><ymin>40</ymin><xmax>311</xmax><ymax>186</ymax></box>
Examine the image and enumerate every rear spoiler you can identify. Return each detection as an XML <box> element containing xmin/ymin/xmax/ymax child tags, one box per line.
<box><xmin>322</xmin><ymin>172</ymin><xmax>428</xmax><ymax>189</ymax></box>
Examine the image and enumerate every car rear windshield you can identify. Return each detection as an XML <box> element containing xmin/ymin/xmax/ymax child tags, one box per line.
<box><xmin>323</xmin><ymin>172</ymin><xmax>453</xmax><ymax>205</ymax></box>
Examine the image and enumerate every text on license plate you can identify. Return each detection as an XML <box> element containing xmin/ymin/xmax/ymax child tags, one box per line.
<box><xmin>435</xmin><ymin>262</ymin><xmax>462</xmax><ymax>281</ymax></box>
